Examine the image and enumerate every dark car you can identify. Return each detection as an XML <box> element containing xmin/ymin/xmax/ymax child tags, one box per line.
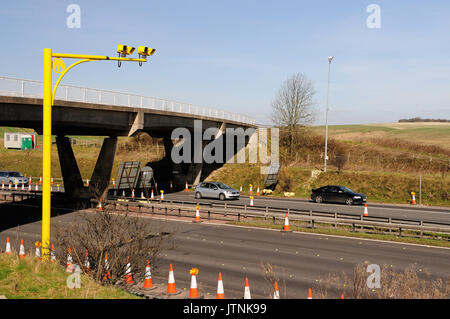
<box><xmin>311</xmin><ymin>185</ymin><xmax>367</xmax><ymax>205</ymax></box>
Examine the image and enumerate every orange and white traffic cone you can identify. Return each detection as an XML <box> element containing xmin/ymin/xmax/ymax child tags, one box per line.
<box><xmin>19</xmin><ymin>239</ymin><xmax>25</xmax><ymax>259</ymax></box>
<box><xmin>28</xmin><ymin>183</ymin><xmax>31</xmax><ymax>191</ymax></box>
<box><xmin>307</xmin><ymin>288</ymin><xmax>313</xmax><ymax>299</ymax></box>
<box><xmin>282</xmin><ymin>213</ymin><xmax>292</xmax><ymax>232</ymax></box>
<box><xmin>39</xmin><ymin>176</ymin><xmax>42</xmax><ymax>184</ymax></box>
<box><xmin>112</xmin><ymin>179</ymin><xmax>116</xmax><ymax>188</ymax></box>
<box><xmin>160</xmin><ymin>190</ymin><xmax>164</xmax><ymax>201</ymax></box>
<box><xmin>363</xmin><ymin>204</ymin><xmax>369</xmax><ymax>217</ymax></box>
<box><xmin>185</xmin><ymin>181</ymin><xmax>189</xmax><ymax>192</ymax></box>
<box><xmin>166</xmin><ymin>264</ymin><xmax>180</xmax><ymax>295</ymax></box>
<box><xmin>189</xmin><ymin>268</ymin><xmax>200</xmax><ymax>298</ymax></box>
<box><xmin>35</xmin><ymin>241</ymin><xmax>41</xmax><ymax>261</ymax></box>
<box><xmin>340</xmin><ymin>293</ymin><xmax>344</xmax><ymax>299</ymax></box>
<box><xmin>97</xmin><ymin>200</ymin><xmax>103</xmax><ymax>212</ymax></box>
<box><xmin>150</xmin><ymin>189</ymin><xmax>154</xmax><ymax>200</ymax></box>
<box><xmin>249</xmin><ymin>184</ymin><xmax>253</xmax><ymax>196</ymax></box>
<box><xmin>103</xmin><ymin>253</ymin><xmax>111</xmax><ymax>281</ymax></box>
<box><xmin>411</xmin><ymin>192</ymin><xmax>417</xmax><ymax>205</ymax></box>
<box><xmin>50</xmin><ymin>244</ymin><xmax>56</xmax><ymax>263</ymax></box>
<box><xmin>141</xmin><ymin>191</ymin><xmax>145</xmax><ymax>199</ymax></box>
<box><xmin>249</xmin><ymin>196</ymin><xmax>254</xmax><ymax>207</ymax></box>
<box><xmin>1</xmin><ymin>181</ymin><xmax>4</xmax><ymax>190</ymax></box>
<box><xmin>35</xmin><ymin>183</ymin><xmax>39</xmax><ymax>191</ymax></box>
<box><xmin>124</xmin><ymin>256</ymin><xmax>134</xmax><ymax>284</ymax></box>
<box><xmin>5</xmin><ymin>237</ymin><xmax>11</xmax><ymax>255</ymax></box>
<box><xmin>244</xmin><ymin>277</ymin><xmax>251</xmax><ymax>299</ymax></box>
<box><xmin>216</xmin><ymin>272</ymin><xmax>225</xmax><ymax>299</ymax></box>
<box><xmin>256</xmin><ymin>187</ymin><xmax>260</xmax><ymax>196</ymax></box>
<box><xmin>273</xmin><ymin>281</ymin><xmax>280</xmax><ymax>299</ymax></box>
<box><xmin>193</xmin><ymin>205</ymin><xmax>201</xmax><ymax>223</ymax></box>
<box><xmin>66</xmin><ymin>248</ymin><xmax>74</xmax><ymax>273</ymax></box>
<box><xmin>143</xmin><ymin>260</ymin><xmax>155</xmax><ymax>289</ymax></box>
<box><xmin>131</xmin><ymin>189</ymin><xmax>135</xmax><ymax>199</ymax></box>
<box><xmin>21</xmin><ymin>183</ymin><xmax>24</xmax><ymax>191</ymax></box>
<box><xmin>85</xmin><ymin>179</ymin><xmax>89</xmax><ymax>187</ymax></box>
<box><xmin>84</xmin><ymin>249</ymin><xmax>90</xmax><ymax>271</ymax></box>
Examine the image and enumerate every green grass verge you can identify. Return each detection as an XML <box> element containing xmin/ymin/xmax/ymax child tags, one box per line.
<box><xmin>227</xmin><ymin>220</ymin><xmax>450</xmax><ymax>248</ymax></box>
<box><xmin>0</xmin><ymin>253</ymin><xmax>140</xmax><ymax>299</ymax></box>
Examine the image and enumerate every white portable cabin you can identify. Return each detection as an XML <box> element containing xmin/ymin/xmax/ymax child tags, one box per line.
<box><xmin>3</xmin><ymin>132</ymin><xmax>36</xmax><ymax>149</ymax></box>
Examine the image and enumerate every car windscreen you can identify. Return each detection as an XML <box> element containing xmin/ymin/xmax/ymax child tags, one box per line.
<box><xmin>8</xmin><ymin>172</ymin><xmax>23</xmax><ymax>177</ymax></box>
<box><xmin>216</xmin><ymin>183</ymin><xmax>231</xmax><ymax>189</ymax></box>
<box><xmin>341</xmin><ymin>186</ymin><xmax>355</xmax><ymax>193</ymax></box>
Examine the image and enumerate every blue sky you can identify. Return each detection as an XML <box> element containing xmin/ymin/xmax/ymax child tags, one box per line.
<box><xmin>1</xmin><ymin>0</ymin><xmax>449</xmax><ymax>125</ymax></box>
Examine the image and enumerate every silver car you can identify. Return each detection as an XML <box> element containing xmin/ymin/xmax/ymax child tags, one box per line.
<box><xmin>0</xmin><ymin>171</ymin><xmax>29</xmax><ymax>186</ymax></box>
<box><xmin>195</xmin><ymin>182</ymin><xmax>240</xmax><ymax>200</ymax></box>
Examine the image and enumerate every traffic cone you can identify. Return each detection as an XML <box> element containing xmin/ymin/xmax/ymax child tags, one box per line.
<box><xmin>50</xmin><ymin>244</ymin><xmax>56</xmax><ymax>263</ymax></box>
<box><xmin>1</xmin><ymin>181</ymin><xmax>4</xmax><ymax>190</ymax></box>
<box><xmin>97</xmin><ymin>200</ymin><xmax>103</xmax><ymax>212</ymax></box>
<box><xmin>150</xmin><ymin>189</ymin><xmax>154</xmax><ymax>200</ymax></box>
<box><xmin>5</xmin><ymin>237</ymin><xmax>11</xmax><ymax>255</ymax></box>
<box><xmin>249</xmin><ymin>196</ymin><xmax>254</xmax><ymax>207</ymax></box>
<box><xmin>160</xmin><ymin>190</ymin><xmax>164</xmax><ymax>201</ymax></box>
<box><xmin>19</xmin><ymin>239</ymin><xmax>25</xmax><ymax>259</ymax></box>
<box><xmin>185</xmin><ymin>181</ymin><xmax>189</xmax><ymax>191</ymax></box>
<box><xmin>21</xmin><ymin>183</ymin><xmax>24</xmax><ymax>191</ymax></box>
<box><xmin>166</xmin><ymin>264</ymin><xmax>180</xmax><ymax>295</ymax></box>
<box><xmin>256</xmin><ymin>187</ymin><xmax>260</xmax><ymax>196</ymax></box>
<box><xmin>363</xmin><ymin>204</ymin><xmax>369</xmax><ymax>217</ymax></box>
<box><xmin>340</xmin><ymin>293</ymin><xmax>344</xmax><ymax>299</ymax></box>
<box><xmin>84</xmin><ymin>249</ymin><xmax>90</xmax><ymax>271</ymax></box>
<box><xmin>307</xmin><ymin>288</ymin><xmax>312</xmax><ymax>299</ymax></box>
<box><xmin>15</xmin><ymin>182</ymin><xmax>17</xmax><ymax>190</ymax></box>
<box><xmin>28</xmin><ymin>183</ymin><xmax>31</xmax><ymax>191</ymax></box>
<box><xmin>411</xmin><ymin>192</ymin><xmax>417</xmax><ymax>205</ymax></box>
<box><xmin>35</xmin><ymin>183</ymin><xmax>38</xmax><ymax>191</ymax></box>
<box><xmin>244</xmin><ymin>277</ymin><xmax>251</xmax><ymax>299</ymax></box>
<box><xmin>122</xmin><ymin>190</ymin><xmax>126</xmax><ymax>197</ymax></box>
<box><xmin>85</xmin><ymin>179</ymin><xmax>89</xmax><ymax>187</ymax></box>
<box><xmin>141</xmin><ymin>191</ymin><xmax>145</xmax><ymax>199</ymax></box>
<box><xmin>8</xmin><ymin>182</ymin><xmax>11</xmax><ymax>190</ymax></box>
<box><xmin>193</xmin><ymin>205</ymin><xmax>201</xmax><ymax>223</ymax></box>
<box><xmin>240</xmin><ymin>185</ymin><xmax>242</xmax><ymax>192</ymax></box>
<box><xmin>249</xmin><ymin>184</ymin><xmax>253</xmax><ymax>196</ymax></box>
<box><xmin>51</xmin><ymin>177</ymin><xmax>54</xmax><ymax>185</ymax></box>
<box><xmin>143</xmin><ymin>260</ymin><xmax>155</xmax><ymax>289</ymax></box>
<box><xmin>273</xmin><ymin>281</ymin><xmax>280</xmax><ymax>299</ymax></box>
<box><xmin>124</xmin><ymin>256</ymin><xmax>134</xmax><ymax>284</ymax></box>
<box><xmin>216</xmin><ymin>272</ymin><xmax>225</xmax><ymax>299</ymax></box>
<box><xmin>112</xmin><ymin>179</ymin><xmax>115</xmax><ymax>188</ymax></box>
<box><xmin>103</xmin><ymin>253</ymin><xmax>111</xmax><ymax>281</ymax></box>
<box><xmin>66</xmin><ymin>248</ymin><xmax>74</xmax><ymax>273</ymax></box>
<box><xmin>189</xmin><ymin>268</ymin><xmax>200</xmax><ymax>298</ymax></box>
<box><xmin>282</xmin><ymin>213</ymin><xmax>292</xmax><ymax>232</ymax></box>
<box><xmin>131</xmin><ymin>189</ymin><xmax>135</xmax><ymax>199</ymax></box>
<box><xmin>35</xmin><ymin>241</ymin><xmax>41</xmax><ymax>261</ymax></box>
<box><xmin>39</xmin><ymin>176</ymin><xmax>42</xmax><ymax>184</ymax></box>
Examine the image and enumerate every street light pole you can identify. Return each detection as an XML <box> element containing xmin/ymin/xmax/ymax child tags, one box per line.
<box><xmin>324</xmin><ymin>56</ymin><xmax>334</xmax><ymax>172</ymax></box>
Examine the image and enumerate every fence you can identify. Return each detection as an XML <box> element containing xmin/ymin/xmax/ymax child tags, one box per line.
<box><xmin>0</xmin><ymin>76</ymin><xmax>256</xmax><ymax>125</ymax></box>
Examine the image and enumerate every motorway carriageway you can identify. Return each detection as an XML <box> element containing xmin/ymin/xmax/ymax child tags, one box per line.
<box><xmin>1</xmin><ymin>206</ymin><xmax>449</xmax><ymax>299</ymax></box>
<box><xmin>161</xmin><ymin>191</ymin><xmax>450</xmax><ymax>225</ymax></box>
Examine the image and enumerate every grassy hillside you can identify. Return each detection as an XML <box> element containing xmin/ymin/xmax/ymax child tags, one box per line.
<box><xmin>0</xmin><ymin>253</ymin><xmax>139</xmax><ymax>299</ymax></box>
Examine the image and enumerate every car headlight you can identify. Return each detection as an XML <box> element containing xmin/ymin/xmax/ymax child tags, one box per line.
<box><xmin>353</xmin><ymin>196</ymin><xmax>361</xmax><ymax>199</ymax></box>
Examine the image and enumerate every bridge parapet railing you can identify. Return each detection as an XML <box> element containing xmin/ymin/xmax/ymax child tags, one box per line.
<box><xmin>0</xmin><ymin>76</ymin><xmax>255</xmax><ymax>125</ymax></box>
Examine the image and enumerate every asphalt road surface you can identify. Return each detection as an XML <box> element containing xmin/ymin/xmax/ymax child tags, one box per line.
<box><xmin>1</xmin><ymin>203</ymin><xmax>449</xmax><ymax>299</ymax></box>
<box><xmin>162</xmin><ymin>191</ymin><xmax>450</xmax><ymax>225</ymax></box>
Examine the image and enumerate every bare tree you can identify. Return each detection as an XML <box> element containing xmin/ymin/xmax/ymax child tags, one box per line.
<box><xmin>271</xmin><ymin>73</ymin><xmax>316</xmax><ymax>153</ymax></box>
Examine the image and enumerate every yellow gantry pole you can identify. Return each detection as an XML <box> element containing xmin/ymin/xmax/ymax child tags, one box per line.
<box><xmin>40</xmin><ymin>47</ymin><xmax>151</xmax><ymax>262</ymax></box>
<box><xmin>42</xmin><ymin>48</ymin><xmax>52</xmax><ymax>260</ymax></box>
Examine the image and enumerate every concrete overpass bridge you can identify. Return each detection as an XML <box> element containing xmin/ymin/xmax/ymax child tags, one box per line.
<box><xmin>0</xmin><ymin>76</ymin><xmax>257</xmax><ymax>200</ymax></box>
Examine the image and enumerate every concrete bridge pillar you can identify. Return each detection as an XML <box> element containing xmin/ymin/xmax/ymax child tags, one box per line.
<box><xmin>89</xmin><ymin>137</ymin><xmax>118</xmax><ymax>199</ymax></box>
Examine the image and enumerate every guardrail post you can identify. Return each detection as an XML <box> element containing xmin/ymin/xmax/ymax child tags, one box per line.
<box><xmin>244</xmin><ymin>205</ymin><xmax>247</xmax><ymax>213</ymax></box>
<box><xmin>399</xmin><ymin>227</ymin><xmax>402</xmax><ymax>237</ymax></box>
<box><xmin>165</xmin><ymin>206</ymin><xmax>167</xmax><ymax>216</ymax></box>
<box><xmin>388</xmin><ymin>217</ymin><xmax>392</xmax><ymax>234</ymax></box>
<box><xmin>272</xmin><ymin>216</ymin><xmax>275</xmax><ymax>224</ymax></box>
<box><xmin>311</xmin><ymin>219</ymin><xmax>315</xmax><ymax>229</ymax></box>
<box><xmin>178</xmin><ymin>208</ymin><xmax>181</xmax><ymax>217</ymax></box>
<box><xmin>208</xmin><ymin>211</ymin><xmax>211</xmax><ymax>220</ymax></box>
<box><xmin>334</xmin><ymin>212</ymin><xmax>337</xmax><ymax>228</ymax></box>
<box><xmin>420</xmin><ymin>220</ymin><xmax>423</xmax><ymax>238</ymax></box>
<box><xmin>138</xmin><ymin>204</ymin><xmax>141</xmax><ymax>214</ymax></box>
<box><xmin>238</xmin><ymin>213</ymin><xmax>241</xmax><ymax>222</ymax></box>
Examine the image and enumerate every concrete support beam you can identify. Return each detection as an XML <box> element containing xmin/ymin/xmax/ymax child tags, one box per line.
<box><xmin>128</xmin><ymin>111</ymin><xmax>144</xmax><ymax>137</ymax></box>
<box><xmin>55</xmin><ymin>136</ymin><xmax>88</xmax><ymax>198</ymax></box>
<box><xmin>89</xmin><ymin>137</ymin><xmax>118</xmax><ymax>199</ymax></box>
